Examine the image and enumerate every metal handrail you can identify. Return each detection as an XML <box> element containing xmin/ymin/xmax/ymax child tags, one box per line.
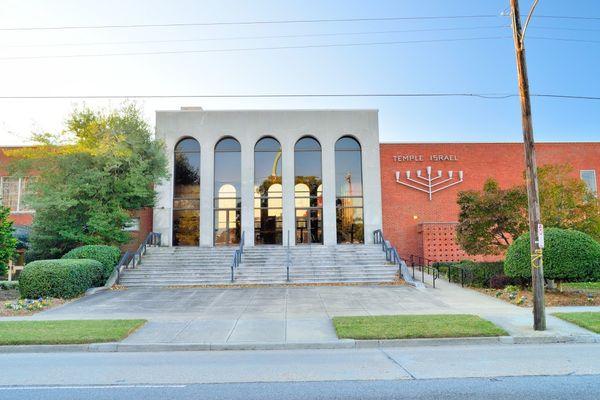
<box><xmin>403</xmin><ymin>254</ymin><xmax>468</xmax><ymax>288</ymax></box>
<box><xmin>285</xmin><ymin>230</ymin><xmax>291</xmax><ymax>282</ymax></box>
<box><xmin>115</xmin><ymin>231</ymin><xmax>161</xmax><ymax>284</ymax></box>
<box><xmin>230</xmin><ymin>231</ymin><xmax>245</xmax><ymax>282</ymax></box>
<box><xmin>131</xmin><ymin>232</ymin><xmax>162</xmax><ymax>269</ymax></box>
<box><xmin>373</xmin><ymin>229</ymin><xmax>425</xmax><ymax>288</ymax></box>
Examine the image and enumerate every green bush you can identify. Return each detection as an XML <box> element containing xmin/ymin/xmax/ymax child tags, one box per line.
<box><xmin>0</xmin><ymin>280</ymin><xmax>18</xmax><ymax>290</ymax></box>
<box><xmin>433</xmin><ymin>260</ymin><xmax>505</xmax><ymax>288</ymax></box>
<box><xmin>504</xmin><ymin>228</ymin><xmax>600</xmax><ymax>282</ymax></box>
<box><xmin>18</xmin><ymin>259</ymin><xmax>104</xmax><ymax>299</ymax></box>
<box><xmin>62</xmin><ymin>245</ymin><xmax>121</xmax><ymax>283</ymax></box>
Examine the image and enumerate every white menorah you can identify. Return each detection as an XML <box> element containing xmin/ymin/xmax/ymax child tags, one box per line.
<box><xmin>395</xmin><ymin>166</ymin><xmax>464</xmax><ymax>201</ymax></box>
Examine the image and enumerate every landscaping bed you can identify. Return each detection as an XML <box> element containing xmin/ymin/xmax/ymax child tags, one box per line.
<box><xmin>0</xmin><ymin>288</ymin><xmax>67</xmax><ymax>317</ymax></box>
<box><xmin>332</xmin><ymin>314</ymin><xmax>507</xmax><ymax>340</ymax></box>
<box><xmin>553</xmin><ymin>312</ymin><xmax>600</xmax><ymax>334</ymax></box>
<box><xmin>0</xmin><ymin>319</ymin><xmax>146</xmax><ymax>345</ymax></box>
<box><xmin>475</xmin><ymin>287</ymin><xmax>600</xmax><ymax>307</ymax></box>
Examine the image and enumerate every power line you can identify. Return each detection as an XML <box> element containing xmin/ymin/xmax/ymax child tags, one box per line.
<box><xmin>1</xmin><ymin>25</ymin><xmax>510</xmax><ymax>48</ymax></box>
<box><xmin>535</xmin><ymin>15</ymin><xmax>600</xmax><ymax>21</ymax></box>
<box><xmin>0</xmin><ymin>36</ymin><xmax>511</xmax><ymax>60</ymax></box>
<box><xmin>0</xmin><ymin>15</ymin><xmax>501</xmax><ymax>31</ymax></box>
<box><xmin>529</xmin><ymin>36</ymin><xmax>600</xmax><ymax>44</ymax></box>
<box><xmin>0</xmin><ymin>93</ymin><xmax>597</xmax><ymax>100</ymax></box>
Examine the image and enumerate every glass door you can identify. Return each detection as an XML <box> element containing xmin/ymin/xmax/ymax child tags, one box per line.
<box><xmin>296</xmin><ymin>208</ymin><xmax>323</xmax><ymax>244</ymax></box>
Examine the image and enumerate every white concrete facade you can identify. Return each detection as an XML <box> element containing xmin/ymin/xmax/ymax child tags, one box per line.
<box><xmin>154</xmin><ymin>109</ymin><xmax>382</xmax><ymax>247</ymax></box>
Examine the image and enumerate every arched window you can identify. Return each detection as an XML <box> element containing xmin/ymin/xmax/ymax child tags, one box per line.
<box><xmin>173</xmin><ymin>137</ymin><xmax>200</xmax><ymax>246</ymax></box>
<box><xmin>294</xmin><ymin>136</ymin><xmax>323</xmax><ymax>244</ymax></box>
<box><xmin>214</xmin><ymin>137</ymin><xmax>241</xmax><ymax>245</ymax></box>
<box><xmin>335</xmin><ymin>136</ymin><xmax>364</xmax><ymax>244</ymax></box>
<box><xmin>254</xmin><ymin>137</ymin><xmax>282</xmax><ymax>245</ymax></box>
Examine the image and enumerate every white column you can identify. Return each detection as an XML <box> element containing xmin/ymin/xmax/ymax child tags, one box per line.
<box><xmin>240</xmin><ymin>137</ymin><xmax>255</xmax><ymax>246</ymax></box>
<box><xmin>322</xmin><ymin>138</ymin><xmax>337</xmax><ymax>246</ymax></box>
<box><xmin>200</xmin><ymin>142</ymin><xmax>214</xmax><ymax>246</ymax></box>
<box><xmin>281</xmin><ymin>139</ymin><xmax>295</xmax><ymax>246</ymax></box>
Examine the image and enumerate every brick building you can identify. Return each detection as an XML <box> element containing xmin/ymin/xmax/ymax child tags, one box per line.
<box><xmin>380</xmin><ymin>142</ymin><xmax>600</xmax><ymax>262</ymax></box>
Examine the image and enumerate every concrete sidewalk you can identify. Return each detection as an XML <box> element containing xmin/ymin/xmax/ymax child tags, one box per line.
<box><xmin>3</xmin><ymin>282</ymin><xmax>599</xmax><ymax>349</ymax></box>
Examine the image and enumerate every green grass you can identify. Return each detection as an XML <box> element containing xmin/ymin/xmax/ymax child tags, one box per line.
<box><xmin>0</xmin><ymin>319</ymin><xmax>146</xmax><ymax>345</ymax></box>
<box><xmin>561</xmin><ymin>282</ymin><xmax>600</xmax><ymax>292</ymax></box>
<box><xmin>332</xmin><ymin>314</ymin><xmax>507</xmax><ymax>340</ymax></box>
<box><xmin>553</xmin><ymin>312</ymin><xmax>600</xmax><ymax>334</ymax></box>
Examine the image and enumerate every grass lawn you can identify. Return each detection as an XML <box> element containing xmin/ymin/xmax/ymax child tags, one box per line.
<box><xmin>332</xmin><ymin>314</ymin><xmax>507</xmax><ymax>340</ymax></box>
<box><xmin>553</xmin><ymin>312</ymin><xmax>600</xmax><ymax>334</ymax></box>
<box><xmin>0</xmin><ymin>319</ymin><xmax>146</xmax><ymax>345</ymax></box>
<box><xmin>561</xmin><ymin>282</ymin><xmax>600</xmax><ymax>293</ymax></box>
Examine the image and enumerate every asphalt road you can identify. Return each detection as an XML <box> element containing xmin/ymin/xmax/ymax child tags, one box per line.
<box><xmin>0</xmin><ymin>375</ymin><xmax>599</xmax><ymax>400</ymax></box>
<box><xmin>1</xmin><ymin>343</ymin><xmax>599</xmax><ymax>399</ymax></box>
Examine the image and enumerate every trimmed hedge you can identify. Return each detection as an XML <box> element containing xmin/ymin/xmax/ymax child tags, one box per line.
<box><xmin>504</xmin><ymin>228</ymin><xmax>600</xmax><ymax>282</ymax></box>
<box><xmin>18</xmin><ymin>259</ymin><xmax>104</xmax><ymax>299</ymax></box>
<box><xmin>433</xmin><ymin>260</ymin><xmax>508</xmax><ymax>288</ymax></box>
<box><xmin>62</xmin><ymin>245</ymin><xmax>121</xmax><ymax>283</ymax></box>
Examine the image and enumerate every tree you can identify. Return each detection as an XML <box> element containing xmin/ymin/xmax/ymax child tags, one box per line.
<box><xmin>0</xmin><ymin>206</ymin><xmax>17</xmax><ymax>275</ymax></box>
<box><xmin>457</xmin><ymin>164</ymin><xmax>600</xmax><ymax>257</ymax></box>
<box><xmin>8</xmin><ymin>104</ymin><xmax>167</xmax><ymax>259</ymax></box>
<box><xmin>456</xmin><ymin>179</ymin><xmax>529</xmax><ymax>255</ymax></box>
<box><xmin>538</xmin><ymin>164</ymin><xmax>600</xmax><ymax>241</ymax></box>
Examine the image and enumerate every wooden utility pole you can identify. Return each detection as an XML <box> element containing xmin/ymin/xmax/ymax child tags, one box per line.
<box><xmin>509</xmin><ymin>0</ymin><xmax>546</xmax><ymax>330</ymax></box>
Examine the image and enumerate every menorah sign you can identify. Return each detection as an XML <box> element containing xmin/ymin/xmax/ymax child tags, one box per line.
<box><xmin>395</xmin><ymin>166</ymin><xmax>464</xmax><ymax>201</ymax></box>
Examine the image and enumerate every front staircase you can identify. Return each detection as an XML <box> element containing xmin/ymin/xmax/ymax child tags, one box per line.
<box><xmin>118</xmin><ymin>245</ymin><xmax>398</xmax><ymax>287</ymax></box>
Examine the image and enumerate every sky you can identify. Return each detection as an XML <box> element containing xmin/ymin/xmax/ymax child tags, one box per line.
<box><xmin>0</xmin><ymin>0</ymin><xmax>598</xmax><ymax>145</ymax></box>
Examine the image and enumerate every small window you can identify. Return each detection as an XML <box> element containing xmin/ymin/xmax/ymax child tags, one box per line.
<box><xmin>123</xmin><ymin>217</ymin><xmax>140</xmax><ymax>232</ymax></box>
<box><xmin>581</xmin><ymin>170</ymin><xmax>597</xmax><ymax>195</ymax></box>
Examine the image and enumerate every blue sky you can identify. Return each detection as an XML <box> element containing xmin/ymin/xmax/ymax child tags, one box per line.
<box><xmin>0</xmin><ymin>0</ymin><xmax>598</xmax><ymax>145</ymax></box>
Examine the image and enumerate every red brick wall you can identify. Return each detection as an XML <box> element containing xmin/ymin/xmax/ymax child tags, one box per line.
<box><xmin>380</xmin><ymin>142</ymin><xmax>600</xmax><ymax>262</ymax></box>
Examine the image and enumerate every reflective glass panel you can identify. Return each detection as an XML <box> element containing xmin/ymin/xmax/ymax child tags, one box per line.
<box><xmin>173</xmin><ymin>138</ymin><xmax>200</xmax><ymax>246</ymax></box>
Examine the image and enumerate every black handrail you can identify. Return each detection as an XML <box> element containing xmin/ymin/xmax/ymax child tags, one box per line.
<box><xmin>373</xmin><ymin>229</ymin><xmax>424</xmax><ymax>288</ymax></box>
<box><xmin>230</xmin><ymin>231</ymin><xmax>245</xmax><ymax>282</ymax></box>
<box><xmin>285</xmin><ymin>230</ymin><xmax>291</xmax><ymax>282</ymax></box>
<box><xmin>114</xmin><ymin>251</ymin><xmax>134</xmax><ymax>284</ymax></box>
<box><xmin>131</xmin><ymin>232</ymin><xmax>162</xmax><ymax>269</ymax></box>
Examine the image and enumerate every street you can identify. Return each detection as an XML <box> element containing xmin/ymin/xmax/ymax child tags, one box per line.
<box><xmin>1</xmin><ymin>343</ymin><xmax>599</xmax><ymax>399</ymax></box>
<box><xmin>1</xmin><ymin>375</ymin><xmax>598</xmax><ymax>400</ymax></box>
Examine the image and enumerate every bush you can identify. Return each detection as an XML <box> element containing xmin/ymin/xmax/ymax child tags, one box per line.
<box><xmin>62</xmin><ymin>245</ymin><xmax>121</xmax><ymax>283</ymax></box>
<box><xmin>489</xmin><ymin>274</ymin><xmax>512</xmax><ymax>289</ymax></box>
<box><xmin>0</xmin><ymin>280</ymin><xmax>18</xmax><ymax>290</ymax></box>
<box><xmin>18</xmin><ymin>259</ymin><xmax>104</xmax><ymax>299</ymax></box>
<box><xmin>504</xmin><ymin>228</ymin><xmax>600</xmax><ymax>282</ymax></box>
<box><xmin>434</xmin><ymin>260</ymin><xmax>505</xmax><ymax>288</ymax></box>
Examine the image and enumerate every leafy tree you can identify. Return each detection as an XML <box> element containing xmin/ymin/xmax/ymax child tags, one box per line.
<box><xmin>8</xmin><ymin>104</ymin><xmax>167</xmax><ymax>259</ymax></box>
<box><xmin>457</xmin><ymin>164</ymin><xmax>600</xmax><ymax>256</ymax></box>
<box><xmin>456</xmin><ymin>179</ymin><xmax>528</xmax><ymax>255</ymax></box>
<box><xmin>0</xmin><ymin>206</ymin><xmax>17</xmax><ymax>276</ymax></box>
<box><xmin>538</xmin><ymin>164</ymin><xmax>600</xmax><ymax>241</ymax></box>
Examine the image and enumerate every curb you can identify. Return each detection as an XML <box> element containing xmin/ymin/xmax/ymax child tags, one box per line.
<box><xmin>0</xmin><ymin>335</ymin><xmax>598</xmax><ymax>353</ymax></box>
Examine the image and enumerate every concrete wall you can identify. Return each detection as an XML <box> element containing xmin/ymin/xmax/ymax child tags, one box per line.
<box><xmin>154</xmin><ymin>109</ymin><xmax>382</xmax><ymax>247</ymax></box>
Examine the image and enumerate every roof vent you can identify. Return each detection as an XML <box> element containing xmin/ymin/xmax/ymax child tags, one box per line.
<box><xmin>180</xmin><ymin>106</ymin><xmax>204</xmax><ymax>111</ymax></box>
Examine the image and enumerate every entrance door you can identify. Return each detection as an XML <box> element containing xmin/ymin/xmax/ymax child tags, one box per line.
<box><xmin>295</xmin><ymin>208</ymin><xmax>323</xmax><ymax>244</ymax></box>
<box><xmin>214</xmin><ymin>208</ymin><xmax>240</xmax><ymax>245</ymax></box>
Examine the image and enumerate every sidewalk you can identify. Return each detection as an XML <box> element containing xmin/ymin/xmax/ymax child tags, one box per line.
<box><xmin>2</xmin><ymin>282</ymin><xmax>598</xmax><ymax>351</ymax></box>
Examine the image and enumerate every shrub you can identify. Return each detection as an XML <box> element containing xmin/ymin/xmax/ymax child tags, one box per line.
<box><xmin>18</xmin><ymin>259</ymin><xmax>104</xmax><ymax>299</ymax></box>
<box><xmin>62</xmin><ymin>245</ymin><xmax>121</xmax><ymax>283</ymax></box>
<box><xmin>434</xmin><ymin>260</ymin><xmax>505</xmax><ymax>288</ymax></box>
<box><xmin>489</xmin><ymin>274</ymin><xmax>512</xmax><ymax>289</ymax></box>
<box><xmin>0</xmin><ymin>280</ymin><xmax>18</xmax><ymax>290</ymax></box>
<box><xmin>504</xmin><ymin>228</ymin><xmax>600</xmax><ymax>282</ymax></box>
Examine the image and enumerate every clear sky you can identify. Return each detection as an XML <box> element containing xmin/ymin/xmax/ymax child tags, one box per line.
<box><xmin>0</xmin><ymin>0</ymin><xmax>598</xmax><ymax>145</ymax></box>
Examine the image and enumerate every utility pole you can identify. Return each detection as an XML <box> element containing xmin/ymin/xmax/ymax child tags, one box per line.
<box><xmin>509</xmin><ymin>0</ymin><xmax>546</xmax><ymax>330</ymax></box>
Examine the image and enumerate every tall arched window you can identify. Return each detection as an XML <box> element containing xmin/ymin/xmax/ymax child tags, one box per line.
<box><xmin>173</xmin><ymin>137</ymin><xmax>200</xmax><ymax>246</ymax></box>
<box><xmin>335</xmin><ymin>136</ymin><xmax>364</xmax><ymax>244</ymax></box>
<box><xmin>254</xmin><ymin>137</ymin><xmax>282</xmax><ymax>245</ymax></box>
<box><xmin>214</xmin><ymin>137</ymin><xmax>241</xmax><ymax>245</ymax></box>
<box><xmin>294</xmin><ymin>136</ymin><xmax>323</xmax><ymax>244</ymax></box>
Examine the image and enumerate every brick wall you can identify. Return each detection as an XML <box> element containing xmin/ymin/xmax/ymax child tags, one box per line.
<box><xmin>380</xmin><ymin>142</ymin><xmax>600</xmax><ymax>261</ymax></box>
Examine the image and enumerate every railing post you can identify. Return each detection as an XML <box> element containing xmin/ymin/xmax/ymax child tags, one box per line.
<box><xmin>461</xmin><ymin>269</ymin><xmax>464</xmax><ymax>287</ymax></box>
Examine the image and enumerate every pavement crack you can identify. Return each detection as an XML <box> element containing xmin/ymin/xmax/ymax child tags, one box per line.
<box><xmin>379</xmin><ymin>348</ymin><xmax>416</xmax><ymax>380</ymax></box>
